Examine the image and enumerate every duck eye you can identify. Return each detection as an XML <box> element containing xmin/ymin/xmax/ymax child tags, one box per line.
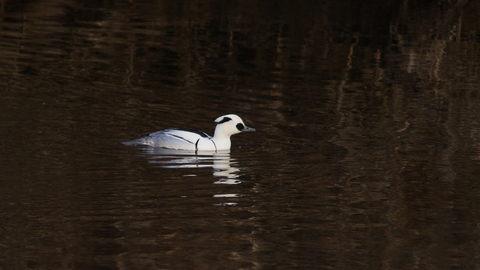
<box><xmin>236</xmin><ymin>123</ymin><xmax>244</xmax><ymax>131</ymax></box>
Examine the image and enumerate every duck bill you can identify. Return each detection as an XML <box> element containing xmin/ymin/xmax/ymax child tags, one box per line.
<box><xmin>242</xmin><ymin>126</ymin><xmax>256</xmax><ymax>132</ymax></box>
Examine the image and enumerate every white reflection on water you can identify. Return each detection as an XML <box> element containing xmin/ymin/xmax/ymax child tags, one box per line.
<box><xmin>137</xmin><ymin>147</ymin><xmax>242</xmax><ymax>185</ymax></box>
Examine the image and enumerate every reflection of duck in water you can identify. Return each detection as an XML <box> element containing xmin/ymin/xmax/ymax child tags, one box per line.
<box><xmin>138</xmin><ymin>148</ymin><xmax>242</xmax><ymax>184</ymax></box>
<box><xmin>122</xmin><ymin>114</ymin><xmax>255</xmax><ymax>151</ymax></box>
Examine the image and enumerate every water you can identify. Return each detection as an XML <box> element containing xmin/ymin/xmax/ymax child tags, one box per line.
<box><xmin>1</xmin><ymin>0</ymin><xmax>480</xmax><ymax>269</ymax></box>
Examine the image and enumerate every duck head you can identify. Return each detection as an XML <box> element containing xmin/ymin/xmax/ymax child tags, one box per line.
<box><xmin>213</xmin><ymin>114</ymin><xmax>255</xmax><ymax>140</ymax></box>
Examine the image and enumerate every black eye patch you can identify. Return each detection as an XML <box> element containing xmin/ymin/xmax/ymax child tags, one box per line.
<box><xmin>218</xmin><ymin>117</ymin><xmax>232</xmax><ymax>124</ymax></box>
<box><xmin>236</xmin><ymin>123</ymin><xmax>244</xmax><ymax>131</ymax></box>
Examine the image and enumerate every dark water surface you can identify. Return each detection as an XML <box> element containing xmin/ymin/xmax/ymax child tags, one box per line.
<box><xmin>2</xmin><ymin>0</ymin><xmax>480</xmax><ymax>269</ymax></box>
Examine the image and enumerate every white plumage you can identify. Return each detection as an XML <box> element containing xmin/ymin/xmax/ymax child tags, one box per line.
<box><xmin>122</xmin><ymin>114</ymin><xmax>255</xmax><ymax>151</ymax></box>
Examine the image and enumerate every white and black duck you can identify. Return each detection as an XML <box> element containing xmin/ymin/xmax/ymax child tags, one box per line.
<box><xmin>122</xmin><ymin>114</ymin><xmax>255</xmax><ymax>151</ymax></box>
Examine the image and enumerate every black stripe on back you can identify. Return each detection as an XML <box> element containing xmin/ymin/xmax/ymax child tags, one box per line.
<box><xmin>170</xmin><ymin>134</ymin><xmax>195</xmax><ymax>144</ymax></box>
<box><xmin>171</xmin><ymin>128</ymin><xmax>210</xmax><ymax>138</ymax></box>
